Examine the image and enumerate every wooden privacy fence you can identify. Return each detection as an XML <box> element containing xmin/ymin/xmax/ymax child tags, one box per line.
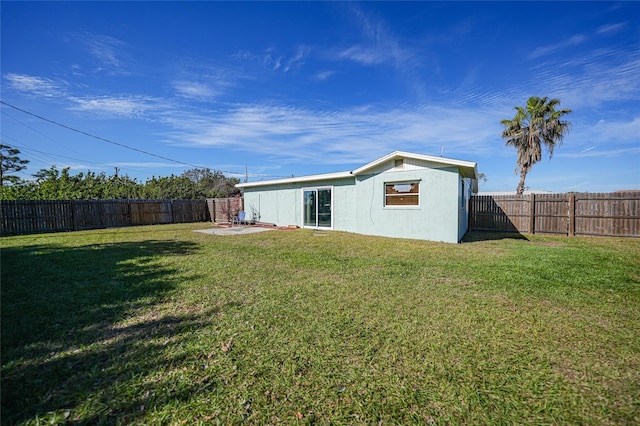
<box><xmin>4</xmin><ymin>194</ymin><xmax>638</xmax><ymax>238</ymax></box>
<box><xmin>470</xmin><ymin>192</ymin><xmax>640</xmax><ymax>237</ymax></box>
<box><xmin>1</xmin><ymin>199</ymin><xmax>211</xmax><ymax>236</ymax></box>
<box><xmin>206</xmin><ymin>197</ymin><xmax>243</xmax><ymax>224</ymax></box>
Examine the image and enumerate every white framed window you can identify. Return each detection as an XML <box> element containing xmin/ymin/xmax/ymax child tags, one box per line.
<box><xmin>384</xmin><ymin>181</ymin><xmax>420</xmax><ymax>207</ymax></box>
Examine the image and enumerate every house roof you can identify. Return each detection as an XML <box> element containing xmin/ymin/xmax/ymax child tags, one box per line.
<box><xmin>237</xmin><ymin>151</ymin><xmax>478</xmax><ymax>189</ymax></box>
<box><xmin>236</xmin><ymin>171</ymin><xmax>353</xmax><ymax>188</ymax></box>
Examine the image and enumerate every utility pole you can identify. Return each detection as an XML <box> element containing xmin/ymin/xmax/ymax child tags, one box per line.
<box><xmin>245</xmin><ymin>164</ymin><xmax>248</xmax><ymax>183</ymax></box>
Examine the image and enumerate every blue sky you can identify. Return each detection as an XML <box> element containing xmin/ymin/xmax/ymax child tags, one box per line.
<box><xmin>2</xmin><ymin>1</ymin><xmax>638</xmax><ymax>193</ymax></box>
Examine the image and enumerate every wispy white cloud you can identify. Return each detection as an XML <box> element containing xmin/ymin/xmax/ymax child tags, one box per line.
<box><xmin>335</xmin><ymin>4</ymin><xmax>426</xmax><ymax>98</ymax></box>
<box><xmin>335</xmin><ymin>46</ymin><xmax>381</xmax><ymax>65</ymax></box>
<box><xmin>337</xmin><ymin>4</ymin><xmax>418</xmax><ymax>69</ymax></box>
<box><xmin>283</xmin><ymin>46</ymin><xmax>310</xmax><ymax>72</ymax></box>
<box><xmin>233</xmin><ymin>47</ymin><xmax>309</xmax><ymax>73</ymax></box>
<box><xmin>69</xmin><ymin>95</ymin><xmax>160</xmax><ymax>118</ymax></box>
<box><xmin>231</xmin><ymin>7</ymin><xmax>422</xmax><ymax>94</ymax></box>
<box><xmin>527</xmin><ymin>46</ymin><xmax>640</xmax><ymax>109</ymax></box>
<box><xmin>80</xmin><ymin>33</ymin><xmax>130</xmax><ymax>74</ymax></box>
<box><xmin>314</xmin><ymin>70</ymin><xmax>337</xmax><ymax>81</ymax></box>
<box><xmin>272</xmin><ymin>56</ymin><xmax>283</xmax><ymax>71</ymax></box>
<box><xmin>233</xmin><ymin>49</ymin><xmax>278</xmax><ymax>69</ymax></box>
<box><xmin>528</xmin><ymin>34</ymin><xmax>588</xmax><ymax>59</ymax></box>
<box><xmin>558</xmin><ymin>146</ymin><xmax>640</xmax><ymax>159</ymax></box>
<box><xmin>160</xmin><ymin>102</ymin><xmax>501</xmax><ymax>166</ymax></box>
<box><xmin>597</xmin><ymin>22</ymin><xmax>627</xmax><ymax>35</ymax></box>
<box><xmin>581</xmin><ymin>145</ymin><xmax>598</xmax><ymax>154</ymax></box>
<box><xmin>3</xmin><ymin>73</ymin><xmax>64</xmax><ymax>97</ymax></box>
<box><xmin>575</xmin><ymin>117</ymin><xmax>640</xmax><ymax>143</ymax></box>
<box><xmin>172</xmin><ymin>81</ymin><xmax>218</xmax><ymax>100</ymax></box>
<box><xmin>556</xmin><ymin>117</ymin><xmax>640</xmax><ymax>160</ymax></box>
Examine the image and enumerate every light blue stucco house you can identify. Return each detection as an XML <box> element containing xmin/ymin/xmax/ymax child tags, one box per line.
<box><xmin>236</xmin><ymin>151</ymin><xmax>478</xmax><ymax>243</ymax></box>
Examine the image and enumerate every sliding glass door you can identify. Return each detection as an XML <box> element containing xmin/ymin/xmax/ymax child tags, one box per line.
<box><xmin>303</xmin><ymin>187</ymin><xmax>332</xmax><ymax>229</ymax></box>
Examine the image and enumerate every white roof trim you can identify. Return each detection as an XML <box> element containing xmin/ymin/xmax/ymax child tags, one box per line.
<box><xmin>236</xmin><ymin>151</ymin><xmax>478</xmax><ymax>189</ymax></box>
<box><xmin>236</xmin><ymin>171</ymin><xmax>353</xmax><ymax>188</ymax></box>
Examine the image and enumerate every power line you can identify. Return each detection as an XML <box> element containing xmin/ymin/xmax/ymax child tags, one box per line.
<box><xmin>0</xmin><ymin>137</ymin><xmax>149</xmax><ymax>176</ymax></box>
<box><xmin>2</xmin><ymin>113</ymin><xmax>159</xmax><ymax>178</ymax></box>
<box><xmin>0</xmin><ymin>100</ymin><xmax>243</xmax><ymax>175</ymax></box>
<box><xmin>1</xmin><ymin>133</ymin><xmax>170</xmax><ymax>178</ymax></box>
<box><xmin>2</xmin><ymin>109</ymin><xmax>77</xmax><ymax>153</ymax></box>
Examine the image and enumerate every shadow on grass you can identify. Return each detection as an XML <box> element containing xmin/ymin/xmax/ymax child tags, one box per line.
<box><xmin>461</xmin><ymin>231</ymin><xmax>530</xmax><ymax>243</ymax></box>
<box><xmin>0</xmin><ymin>239</ymin><xmax>220</xmax><ymax>424</ymax></box>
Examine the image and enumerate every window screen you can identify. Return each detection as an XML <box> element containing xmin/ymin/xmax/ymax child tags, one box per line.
<box><xmin>385</xmin><ymin>182</ymin><xmax>419</xmax><ymax>206</ymax></box>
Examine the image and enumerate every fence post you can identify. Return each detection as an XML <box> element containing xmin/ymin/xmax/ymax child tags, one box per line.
<box><xmin>71</xmin><ymin>200</ymin><xmax>77</xmax><ymax>231</ymax></box>
<box><xmin>569</xmin><ymin>193</ymin><xmax>576</xmax><ymax>236</ymax></box>
<box><xmin>529</xmin><ymin>193</ymin><xmax>535</xmax><ymax>234</ymax></box>
<box><xmin>468</xmin><ymin>195</ymin><xmax>473</xmax><ymax>231</ymax></box>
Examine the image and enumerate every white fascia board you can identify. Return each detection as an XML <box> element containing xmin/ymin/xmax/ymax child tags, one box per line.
<box><xmin>460</xmin><ymin>163</ymin><xmax>478</xmax><ymax>180</ymax></box>
<box><xmin>236</xmin><ymin>171</ymin><xmax>353</xmax><ymax>188</ymax></box>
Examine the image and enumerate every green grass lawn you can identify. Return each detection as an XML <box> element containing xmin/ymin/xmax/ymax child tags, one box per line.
<box><xmin>2</xmin><ymin>223</ymin><xmax>639</xmax><ymax>425</ymax></box>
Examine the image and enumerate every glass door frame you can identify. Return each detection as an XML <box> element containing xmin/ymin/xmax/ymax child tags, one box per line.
<box><xmin>301</xmin><ymin>186</ymin><xmax>333</xmax><ymax>230</ymax></box>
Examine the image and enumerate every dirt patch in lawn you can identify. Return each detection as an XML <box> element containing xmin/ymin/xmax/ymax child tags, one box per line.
<box><xmin>194</xmin><ymin>224</ymin><xmax>297</xmax><ymax>236</ymax></box>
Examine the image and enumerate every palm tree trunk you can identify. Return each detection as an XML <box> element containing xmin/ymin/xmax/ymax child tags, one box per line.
<box><xmin>516</xmin><ymin>169</ymin><xmax>527</xmax><ymax>195</ymax></box>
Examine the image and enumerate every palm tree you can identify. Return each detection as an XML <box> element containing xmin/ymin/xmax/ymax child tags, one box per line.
<box><xmin>501</xmin><ymin>96</ymin><xmax>572</xmax><ymax>195</ymax></box>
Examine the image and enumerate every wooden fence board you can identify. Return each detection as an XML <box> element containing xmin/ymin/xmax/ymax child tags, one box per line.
<box><xmin>1</xmin><ymin>200</ymin><xmax>73</xmax><ymax>235</ymax></box>
<box><xmin>534</xmin><ymin>193</ymin><xmax>568</xmax><ymax>235</ymax></box>
<box><xmin>470</xmin><ymin>192</ymin><xmax>640</xmax><ymax>237</ymax></box>
<box><xmin>470</xmin><ymin>195</ymin><xmax>529</xmax><ymax>232</ymax></box>
<box><xmin>573</xmin><ymin>192</ymin><xmax>640</xmax><ymax>237</ymax></box>
<box><xmin>1</xmin><ymin>199</ymin><xmax>213</xmax><ymax>236</ymax></box>
<box><xmin>208</xmin><ymin>197</ymin><xmax>243</xmax><ymax>223</ymax></box>
<box><xmin>172</xmin><ymin>200</ymin><xmax>208</xmax><ymax>223</ymax></box>
<box><xmin>130</xmin><ymin>200</ymin><xmax>172</xmax><ymax>225</ymax></box>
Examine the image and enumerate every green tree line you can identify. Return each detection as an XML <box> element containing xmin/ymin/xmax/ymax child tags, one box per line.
<box><xmin>1</xmin><ymin>146</ymin><xmax>241</xmax><ymax>200</ymax></box>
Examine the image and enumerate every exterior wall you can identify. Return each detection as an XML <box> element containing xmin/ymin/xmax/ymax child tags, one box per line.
<box><xmin>242</xmin><ymin>177</ymin><xmax>355</xmax><ymax>229</ymax></box>
<box><xmin>332</xmin><ymin>180</ymin><xmax>357</xmax><ymax>231</ymax></box>
<box><xmin>242</xmin><ymin>184</ymin><xmax>300</xmax><ymax>226</ymax></box>
<box><xmin>353</xmin><ymin>165</ymin><xmax>461</xmax><ymax>243</ymax></box>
